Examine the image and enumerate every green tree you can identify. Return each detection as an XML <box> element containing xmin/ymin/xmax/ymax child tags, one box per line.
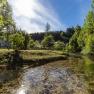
<box><xmin>92</xmin><ymin>0</ymin><xmax>94</xmax><ymax>12</ymax></box>
<box><xmin>28</xmin><ymin>39</ymin><xmax>35</xmax><ymax>49</ymax></box>
<box><xmin>45</xmin><ymin>23</ymin><xmax>50</xmax><ymax>32</ymax></box>
<box><xmin>0</xmin><ymin>0</ymin><xmax>15</xmax><ymax>32</ymax></box>
<box><xmin>23</xmin><ymin>33</ymin><xmax>30</xmax><ymax>50</ymax></box>
<box><xmin>41</xmin><ymin>35</ymin><xmax>55</xmax><ymax>49</ymax></box>
<box><xmin>81</xmin><ymin>11</ymin><xmax>94</xmax><ymax>54</ymax></box>
<box><xmin>34</xmin><ymin>40</ymin><xmax>41</xmax><ymax>49</ymax></box>
<box><xmin>0</xmin><ymin>15</ymin><xmax>4</xmax><ymax>30</ymax></box>
<box><xmin>83</xmin><ymin>35</ymin><xmax>94</xmax><ymax>54</ymax></box>
<box><xmin>66</xmin><ymin>26</ymin><xmax>81</xmax><ymax>52</ymax></box>
<box><xmin>54</xmin><ymin>41</ymin><xmax>65</xmax><ymax>50</ymax></box>
<box><xmin>0</xmin><ymin>0</ymin><xmax>16</xmax><ymax>49</ymax></box>
<box><xmin>9</xmin><ymin>32</ymin><xmax>25</xmax><ymax>49</ymax></box>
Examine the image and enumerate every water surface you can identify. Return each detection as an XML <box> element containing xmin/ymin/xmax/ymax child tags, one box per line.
<box><xmin>0</xmin><ymin>56</ymin><xmax>94</xmax><ymax>94</ymax></box>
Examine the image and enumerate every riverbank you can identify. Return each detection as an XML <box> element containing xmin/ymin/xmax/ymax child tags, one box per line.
<box><xmin>0</xmin><ymin>49</ymin><xmax>67</xmax><ymax>67</ymax></box>
<box><xmin>0</xmin><ymin>56</ymin><xmax>94</xmax><ymax>94</ymax></box>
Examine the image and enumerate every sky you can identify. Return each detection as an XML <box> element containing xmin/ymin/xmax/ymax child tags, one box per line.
<box><xmin>8</xmin><ymin>0</ymin><xmax>91</xmax><ymax>33</ymax></box>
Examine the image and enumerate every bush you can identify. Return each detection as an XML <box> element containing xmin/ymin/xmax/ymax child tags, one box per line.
<box><xmin>41</xmin><ymin>35</ymin><xmax>55</xmax><ymax>49</ymax></box>
<box><xmin>54</xmin><ymin>41</ymin><xmax>65</xmax><ymax>50</ymax></box>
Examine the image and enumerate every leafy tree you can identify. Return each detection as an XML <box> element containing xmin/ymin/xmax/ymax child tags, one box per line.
<box><xmin>9</xmin><ymin>32</ymin><xmax>25</xmax><ymax>49</ymax></box>
<box><xmin>92</xmin><ymin>0</ymin><xmax>94</xmax><ymax>12</ymax></box>
<box><xmin>81</xmin><ymin>11</ymin><xmax>94</xmax><ymax>54</ymax></box>
<box><xmin>0</xmin><ymin>0</ymin><xmax>15</xmax><ymax>32</ymax></box>
<box><xmin>41</xmin><ymin>35</ymin><xmax>55</xmax><ymax>49</ymax></box>
<box><xmin>23</xmin><ymin>33</ymin><xmax>30</xmax><ymax>50</ymax></box>
<box><xmin>66</xmin><ymin>26</ymin><xmax>81</xmax><ymax>52</ymax></box>
<box><xmin>34</xmin><ymin>40</ymin><xmax>41</xmax><ymax>49</ymax></box>
<box><xmin>0</xmin><ymin>0</ymin><xmax>16</xmax><ymax>49</ymax></box>
<box><xmin>28</xmin><ymin>39</ymin><xmax>35</xmax><ymax>49</ymax></box>
<box><xmin>82</xmin><ymin>35</ymin><xmax>94</xmax><ymax>54</ymax></box>
<box><xmin>0</xmin><ymin>15</ymin><xmax>4</xmax><ymax>30</ymax></box>
<box><xmin>54</xmin><ymin>41</ymin><xmax>65</xmax><ymax>50</ymax></box>
<box><xmin>65</xmin><ymin>27</ymin><xmax>75</xmax><ymax>38</ymax></box>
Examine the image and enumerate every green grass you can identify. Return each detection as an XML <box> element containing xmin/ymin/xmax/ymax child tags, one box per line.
<box><xmin>20</xmin><ymin>50</ymin><xmax>64</xmax><ymax>59</ymax></box>
<box><xmin>0</xmin><ymin>49</ymin><xmax>13</xmax><ymax>56</ymax></box>
<box><xmin>20</xmin><ymin>50</ymin><xmax>67</xmax><ymax>65</ymax></box>
<box><xmin>0</xmin><ymin>49</ymin><xmax>67</xmax><ymax>65</ymax></box>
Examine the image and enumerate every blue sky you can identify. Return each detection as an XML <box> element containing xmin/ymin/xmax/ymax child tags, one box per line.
<box><xmin>50</xmin><ymin>0</ymin><xmax>91</xmax><ymax>27</ymax></box>
<box><xmin>8</xmin><ymin>0</ymin><xmax>91</xmax><ymax>33</ymax></box>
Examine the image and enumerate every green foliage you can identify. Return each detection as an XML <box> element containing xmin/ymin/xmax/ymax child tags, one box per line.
<box><xmin>34</xmin><ymin>40</ymin><xmax>41</xmax><ymax>49</ymax></box>
<box><xmin>66</xmin><ymin>7</ymin><xmax>94</xmax><ymax>54</ymax></box>
<box><xmin>41</xmin><ymin>35</ymin><xmax>55</xmax><ymax>49</ymax></box>
<box><xmin>28</xmin><ymin>39</ymin><xmax>35</xmax><ymax>49</ymax></box>
<box><xmin>92</xmin><ymin>0</ymin><xmax>94</xmax><ymax>11</ymax></box>
<box><xmin>81</xmin><ymin>11</ymin><xmax>94</xmax><ymax>54</ymax></box>
<box><xmin>9</xmin><ymin>32</ymin><xmax>25</xmax><ymax>49</ymax></box>
<box><xmin>82</xmin><ymin>35</ymin><xmax>94</xmax><ymax>54</ymax></box>
<box><xmin>54</xmin><ymin>41</ymin><xmax>65</xmax><ymax>50</ymax></box>
<box><xmin>23</xmin><ymin>33</ymin><xmax>30</xmax><ymax>50</ymax></box>
<box><xmin>0</xmin><ymin>15</ymin><xmax>4</xmax><ymax>29</ymax></box>
<box><xmin>0</xmin><ymin>0</ymin><xmax>15</xmax><ymax>32</ymax></box>
<box><xmin>66</xmin><ymin>26</ymin><xmax>81</xmax><ymax>52</ymax></box>
<box><xmin>0</xmin><ymin>0</ymin><xmax>94</xmax><ymax>53</ymax></box>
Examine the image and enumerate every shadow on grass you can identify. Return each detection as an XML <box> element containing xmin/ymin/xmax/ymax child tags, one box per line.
<box><xmin>8</xmin><ymin>50</ymin><xmax>67</xmax><ymax>69</ymax></box>
<box><xmin>2</xmin><ymin>50</ymin><xmax>67</xmax><ymax>69</ymax></box>
<box><xmin>23</xmin><ymin>56</ymin><xmax>67</xmax><ymax>67</ymax></box>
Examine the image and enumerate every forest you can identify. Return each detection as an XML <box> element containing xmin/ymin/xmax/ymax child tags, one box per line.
<box><xmin>0</xmin><ymin>0</ymin><xmax>94</xmax><ymax>55</ymax></box>
<box><xmin>1</xmin><ymin>0</ymin><xmax>94</xmax><ymax>94</ymax></box>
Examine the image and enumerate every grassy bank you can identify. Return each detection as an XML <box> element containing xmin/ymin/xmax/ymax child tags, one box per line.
<box><xmin>20</xmin><ymin>50</ymin><xmax>67</xmax><ymax>66</ymax></box>
<box><xmin>0</xmin><ymin>49</ymin><xmax>67</xmax><ymax>66</ymax></box>
<box><xmin>0</xmin><ymin>49</ymin><xmax>13</xmax><ymax>65</ymax></box>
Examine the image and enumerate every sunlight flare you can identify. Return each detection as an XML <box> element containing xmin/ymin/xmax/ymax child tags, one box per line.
<box><xmin>8</xmin><ymin>0</ymin><xmax>65</xmax><ymax>33</ymax></box>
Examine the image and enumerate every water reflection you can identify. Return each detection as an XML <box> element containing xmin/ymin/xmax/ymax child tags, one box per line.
<box><xmin>15</xmin><ymin>67</ymin><xmax>88</xmax><ymax>94</ymax></box>
<box><xmin>0</xmin><ymin>67</ymin><xmax>22</xmax><ymax>94</ymax></box>
<box><xmin>0</xmin><ymin>56</ymin><xmax>94</xmax><ymax>94</ymax></box>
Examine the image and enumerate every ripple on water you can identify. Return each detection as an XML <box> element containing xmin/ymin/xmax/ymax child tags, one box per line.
<box><xmin>15</xmin><ymin>66</ymin><xmax>88</xmax><ymax>94</ymax></box>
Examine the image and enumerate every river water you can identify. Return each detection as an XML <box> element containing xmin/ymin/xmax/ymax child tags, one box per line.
<box><xmin>0</xmin><ymin>56</ymin><xmax>94</xmax><ymax>94</ymax></box>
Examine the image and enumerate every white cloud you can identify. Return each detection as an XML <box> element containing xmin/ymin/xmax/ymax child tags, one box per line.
<box><xmin>8</xmin><ymin>0</ymin><xmax>66</xmax><ymax>33</ymax></box>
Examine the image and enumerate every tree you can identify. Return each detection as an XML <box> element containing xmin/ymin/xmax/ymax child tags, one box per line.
<box><xmin>66</xmin><ymin>26</ymin><xmax>81</xmax><ymax>52</ymax></box>
<box><xmin>28</xmin><ymin>39</ymin><xmax>35</xmax><ymax>49</ymax></box>
<box><xmin>0</xmin><ymin>0</ymin><xmax>16</xmax><ymax>49</ymax></box>
<box><xmin>83</xmin><ymin>35</ymin><xmax>94</xmax><ymax>54</ymax></box>
<box><xmin>9</xmin><ymin>32</ymin><xmax>25</xmax><ymax>49</ymax></box>
<box><xmin>34</xmin><ymin>40</ymin><xmax>41</xmax><ymax>49</ymax></box>
<box><xmin>45</xmin><ymin>23</ymin><xmax>50</xmax><ymax>32</ymax></box>
<box><xmin>65</xmin><ymin>27</ymin><xmax>75</xmax><ymax>38</ymax></box>
<box><xmin>0</xmin><ymin>15</ymin><xmax>4</xmax><ymax>30</ymax></box>
<box><xmin>92</xmin><ymin>0</ymin><xmax>94</xmax><ymax>12</ymax></box>
<box><xmin>0</xmin><ymin>0</ymin><xmax>15</xmax><ymax>32</ymax></box>
<box><xmin>23</xmin><ymin>33</ymin><xmax>30</xmax><ymax>50</ymax></box>
<box><xmin>81</xmin><ymin>11</ymin><xmax>94</xmax><ymax>54</ymax></box>
<box><xmin>41</xmin><ymin>35</ymin><xmax>55</xmax><ymax>49</ymax></box>
<box><xmin>54</xmin><ymin>41</ymin><xmax>65</xmax><ymax>50</ymax></box>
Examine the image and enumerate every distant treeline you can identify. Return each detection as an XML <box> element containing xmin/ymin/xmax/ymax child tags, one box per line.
<box><xmin>31</xmin><ymin>27</ymin><xmax>75</xmax><ymax>43</ymax></box>
<box><xmin>0</xmin><ymin>0</ymin><xmax>94</xmax><ymax>55</ymax></box>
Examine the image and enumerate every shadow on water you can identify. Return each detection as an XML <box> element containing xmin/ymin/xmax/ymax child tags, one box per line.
<box><xmin>0</xmin><ymin>50</ymin><xmax>23</xmax><ymax>94</ymax></box>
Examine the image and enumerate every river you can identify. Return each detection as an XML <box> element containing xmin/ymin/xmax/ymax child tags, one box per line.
<box><xmin>0</xmin><ymin>56</ymin><xmax>94</xmax><ymax>94</ymax></box>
